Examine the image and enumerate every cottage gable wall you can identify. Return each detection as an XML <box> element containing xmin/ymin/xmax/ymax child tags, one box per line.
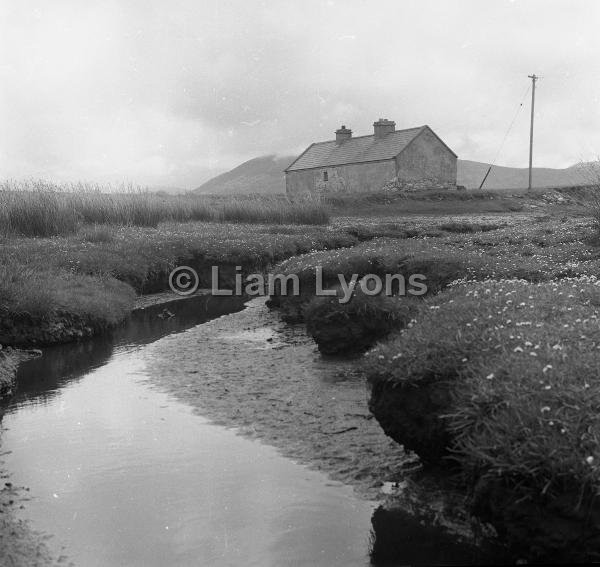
<box><xmin>394</xmin><ymin>127</ymin><xmax>456</xmax><ymax>189</ymax></box>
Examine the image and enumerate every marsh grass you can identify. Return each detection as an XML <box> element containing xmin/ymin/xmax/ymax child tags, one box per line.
<box><xmin>0</xmin><ymin>188</ymin><xmax>79</xmax><ymax>237</ymax></box>
<box><xmin>0</xmin><ymin>179</ymin><xmax>330</xmax><ymax>237</ymax></box>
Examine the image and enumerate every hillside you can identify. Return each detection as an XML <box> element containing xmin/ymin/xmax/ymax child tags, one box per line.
<box><xmin>458</xmin><ymin>160</ymin><xmax>590</xmax><ymax>190</ymax></box>
<box><xmin>194</xmin><ymin>155</ymin><xmax>292</xmax><ymax>195</ymax></box>
<box><xmin>195</xmin><ymin>155</ymin><xmax>594</xmax><ymax>195</ymax></box>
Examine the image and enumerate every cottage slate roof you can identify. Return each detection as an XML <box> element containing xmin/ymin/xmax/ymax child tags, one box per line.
<box><xmin>285</xmin><ymin>126</ymin><xmax>428</xmax><ymax>172</ymax></box>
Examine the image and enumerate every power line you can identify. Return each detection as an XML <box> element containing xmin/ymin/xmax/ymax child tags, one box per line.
<box><xmin>478</xmin><ymin>83</ymin><xmax>532</xmax><ymax>189</ymax></box>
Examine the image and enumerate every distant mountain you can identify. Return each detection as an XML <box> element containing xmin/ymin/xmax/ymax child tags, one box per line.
<box><xmin>194</xmin><ymin>155</ymin><xmax>596</xmax><ymax>195</ymax></box>
<box><xmin>194</xmin><ymin>155</ymin><xmax>293</xmax><ymax>194</ymax></box>
<box><xmin>458</xmin><ymin>160</ymin><xmax>591</xmax><ymax>190</ymax></box>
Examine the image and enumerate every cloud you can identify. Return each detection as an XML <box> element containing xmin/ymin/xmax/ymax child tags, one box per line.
<box><xmin>1</xmin><ymin>0</ymin><xmax>600</xmax><ymax>188</ymax></box>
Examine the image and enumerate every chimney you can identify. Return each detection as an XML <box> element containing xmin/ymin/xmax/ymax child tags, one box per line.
<box><xmin>335</xmin><ymin>125</ymin><xmax>352</xmax><ymax>144</ymax></box>
<box><xmin>373</xmin><ymin>118</ymin><xmax>395</xmax><ymax>138</ymax></box>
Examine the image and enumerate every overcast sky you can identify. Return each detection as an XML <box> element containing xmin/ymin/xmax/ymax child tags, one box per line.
<box><xmin>1</xmin><ymin>0</ymin><xmax>599</xmax><ymax>189</ymax></box>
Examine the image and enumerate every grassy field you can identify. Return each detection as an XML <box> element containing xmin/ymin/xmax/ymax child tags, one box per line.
<box><xmin>2</xmin><ymin>179</ymin><xmax>600</xmax><ymax>558</ymax></box>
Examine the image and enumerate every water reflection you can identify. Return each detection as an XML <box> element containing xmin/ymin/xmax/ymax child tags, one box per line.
<box><xmin>8</xmin><ymin>294</ymin><xmax>246</xmax><ymax>409</ymax></box>
<box><xmin>369</xmin><ymin>505</ymin><xmax>505</xmax><ymax>566</ymax></box>
<box><xmin>2</xmin><ymin>352</ymin><xmax>375</xmax><ymax>567</ymax></box>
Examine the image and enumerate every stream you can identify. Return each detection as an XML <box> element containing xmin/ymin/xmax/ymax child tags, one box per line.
<box><xmin>0</xmin><ymin>294</ymin><xmax>493</xmax><ymax>566</ymax></box>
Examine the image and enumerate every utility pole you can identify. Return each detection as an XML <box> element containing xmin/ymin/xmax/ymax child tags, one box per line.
<box><xmin>528</xmin><ymin>74</ymin><xmax>538</xmax><ymax>191</ymax></box>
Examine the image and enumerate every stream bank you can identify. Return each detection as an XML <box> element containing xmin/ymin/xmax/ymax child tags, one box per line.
<box><xmin>1</xmin><ymin>294</ymin><xmax>502</xmax><ymax>566</ymax></box>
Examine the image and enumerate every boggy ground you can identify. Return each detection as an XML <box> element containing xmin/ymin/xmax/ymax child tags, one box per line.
<box><xmin>266</xmin><ymin>209</ymin><xmax>600</xmax><ymax>562</ymax></box>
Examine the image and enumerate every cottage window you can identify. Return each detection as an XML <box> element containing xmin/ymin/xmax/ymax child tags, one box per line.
<box><xmin>323</xmin><ymin>171</ymin><xmax>328</xmax><ymax>182</ymax></box>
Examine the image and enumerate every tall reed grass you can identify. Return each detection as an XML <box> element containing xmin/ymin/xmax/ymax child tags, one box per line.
<box><xmin>0</xmin><ymin>179</ymin><xmax>329</xmax><ymax>237</ymax></box>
